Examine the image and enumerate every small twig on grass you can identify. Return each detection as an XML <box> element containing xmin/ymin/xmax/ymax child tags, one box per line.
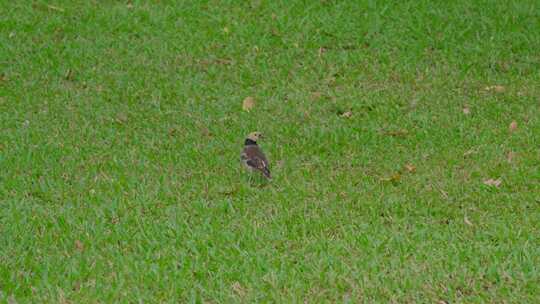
<box><xmin>47</xmin><ymin>4</ymin><xmax>65</xmax><ymax>12</ymax></box>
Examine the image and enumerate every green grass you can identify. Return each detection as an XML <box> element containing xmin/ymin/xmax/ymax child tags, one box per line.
<box><xmin>1</xmin><ymin>0</ymin><xmax>540</xmax><ymax>302</ymax></box>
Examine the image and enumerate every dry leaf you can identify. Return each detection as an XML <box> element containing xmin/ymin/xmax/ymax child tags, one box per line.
<box><xmin>509</xmin><ymin>121</ymin><xmax>517</xmax><ymax>132</ymax></box>
<box><xmin>404</xmin><ymin>164</ymin><xmax>416</xmax><ymax>173</ymax></box>
<box><xmin>439</xmin><ymin>189</ymin><xmax>449</xmax><ymax>199</ymax></box>
<box><xmin>483</xmin><ymin>178</ymin><xmax>502</xmax><ymax>187</ymax></box>
<box><xmin>115</xmin><ymin>113</ymin><xmax>128</xmax><ymax>124</ymax></box>
<box><xmin>325</xmin><ymin>76</ymin><xmax>336</xmax><ymax>85</ymax></box>
<box><xmin>64</xmin><ymin>69</ymin><xmax>74</xmax><ymax>80</ymax></box>
<box><xmin>111</xmin><ymin>216</ymin><xmax>120</xmax><ymax>225</ymax></box>
<box><xmin>463</xmin><ymin>150</ymin><xmax>475</xmax><ymax>157</ymax></box>
<box><xmin>340</xmin><ymin>111</ymin><xmax>352</xmax><ymax>118</ymax></box>
<box><xmin>46</xmin><ymin>4</ymin><xmax>64</xmax><ymax>12</ymax></box>
<box><xmin>75</xmin><ymin>240</ymin><xmax>84</xmax><ymax>251</ymax></box>
<box><xmin>250</xmin><ymin>0</ymin><xmax>262</xmax><ymax>8</ymax></box>
<box><xmin>311</xmin><ymin>91</ymin><xmax>322</xmax><ymax>100</ymax></box>
<box><xmin>318</xmin><ymin>47</ymin><xmax>327</xmax><ymax>57</ymax></box>
<box><xmin>463</xmin><ymin>149</ymin><xmax>477</xmax><ymax>157</ymax></box>
<box><xmin>214</xmin><ymin>58</ymin><xmax>232</xmax><ymax>65</ymax></box>
<box><xmin>506</xmin><ymin>151</ymin><xmax>515</xmax><ymax>163</ymax></box>
<box><xmin>218</xmin><ymin>187</ymin><xmax>236</xmax><ymax>196</ymax></box>
<box><xmin>484</xmin><ymin>85</ymin><xmax>505</xmax><ymax>93</ymax></box>
<box><xmin>463</xmin><ymin>105</ymin><xmax>470</xmax><ymax>115</ymax></box>
<box><xmin>200</xmin><ymin>127</ymin><xmax>212</xmax><ymax>137</ymax></box>
<box><xmin>383</xmin><ymin>129</ymin><xmax>409</xmax><ymax>137</ymax></box>
<box><xmin>168</xmin><ymin>126</ymin><xmax>180</xmax><ymax>136</ymax></box>
<box><xmin>381</xmin><ymin>173</ymin><xmax>401</xmax><ymax>183</ymax></box>
<box><xmin>464</xmin><ymin>216</ymin><xmax>473</xmax><ymax>226</ymax></box>
<box><xmin>242</xmin><ymin>96</ymin><xmax>255</xmax><ymax>112</ymax></box>
<box><xmin>231</xmin><ymin>282</ymin><xmax>246</xmax><ymax>297</ymax></box>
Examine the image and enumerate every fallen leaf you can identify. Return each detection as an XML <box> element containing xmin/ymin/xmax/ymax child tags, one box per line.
<box><xmin>115</xmin><ymin>113</ymin><xmax>128</xmax><ymax>124</ymax></box>
<box><xmin>58</xmin><ymin>289</ymin><xmax>68</xmax><ymax>304</ymax></box>
<box><xmin>439</xmin><ymin>189</ymin><xmax>449</xmax><ymax>199</ymax></box>
<box><xmin>463</xmin><ymin>105</ymin><xmax>470</xmax><ymax>115</ymax></box>
<box><xmin>318</xmin><ymin>47</ymin><xmax>327</xmax><ymax>57</ymax></box>
<box><xmin>223</xmin><ymin>27</ymin><xmax>229</xmax><ymax>34</ymax></box>
<box><xmin>168</xmin><ymin>126</ymin><xmax>181</xmax><ymax>136</ymax></box>
<box><xmin>483</xmin><ymin>178</ymin><xmax>502</xmax><ymax>187</ymax></box>
<box><xmin>250</xmin><ymin>0</ymin><xmax>262</xmax><ymax>8</ymax></box>
<box><xmin>47</xmin><ymin>4</ymin><xmax>65</xmax><ymax>12</ymax></box>
<box><xmin>509</xmin><ymin>120</ymin><xmax>517</xmax><ymax>132</ymax></box>
<box><xmin>484</xmin><ymin>85</ymin><xmax>505</xmax><ymax>93</ymax></box>
<box><xmin>75</xmin><ymin>240</ymin><xmax>84</xmax><ymax>251</ymax></box>
<box><xmin>64</xmin><ymin>69</ymin><xmax>74</xmax><ymax>80</ymax></box>
<box><xmin>218</xmin><ymin>187</ymin><xmax>236</xmax><ymax>196</ymax></box>
<box><xmin>506</xmin><ymin>151</ymin><xmax>515</xmax><ymax>163</ymax></box>
<box><xmin>463</xmin><ymin>149</ymin><xmax>477</xmax><ymax>157</ymax></box>
<box><xmin>214</xmin><ymin>58</ymin><xmax>232</xmax><ymax>65</ymax></box>
<box><xmin>383</xmin><ymin>129</ymin><xmax>409</xmax><ymax>137</ymax></box>
<box><xmin>404</xmin><ymin>164</ymin><xmax>416</xmax><ymax>173</ymax></box>
<box><xmin>200</xmin><ymin>127</ymin><xmax>212</xmax><ymax>137</ymax></box>
<box><xmin>340</xmin><ymin>111</ymin><xmax>352</xmax><ymax>118</ymax></box>
<box><xmin>311</xmin><ymin>91</ymin><xmax>322</xmax><ymax>100</ymax></box>
<box><xmin>380</xmin><ymin>173</ymin><xmax>401</xmax><ymax>183</ymax></box>
<box><xmin>464</xmin><ymin>216</ymin><xmax>473</xmax><ymax>226</ymax></box>
<box><xmin>231</xmin><ymin>282</ymin><xmax>246</xmax><ymax>297</ymax></box>
<box><xmin>242</xmin><ymin>96</ymin><xmax>255</xmax><ymax>112</ymax></box>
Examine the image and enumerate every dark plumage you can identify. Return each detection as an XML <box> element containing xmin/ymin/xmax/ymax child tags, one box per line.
<box><xmin>240</xmin><ymin>132</ymin><xmax>271</xmax><ymax>179</ymax></box>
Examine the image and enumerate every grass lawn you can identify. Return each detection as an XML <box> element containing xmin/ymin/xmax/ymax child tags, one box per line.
<box><xmin>1</xmin><ymin>0</ymin><xmax>540</xmax><ymax>302</ymax></box>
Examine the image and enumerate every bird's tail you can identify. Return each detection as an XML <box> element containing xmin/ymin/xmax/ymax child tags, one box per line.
<box><xmin>262</xmin><ymin>167</ymin><xmax>271</xmax><ymax>180</ymax></box>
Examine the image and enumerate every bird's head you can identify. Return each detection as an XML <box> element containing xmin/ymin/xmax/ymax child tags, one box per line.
<box><xmin>247</xmin><ymin>131</ymin><xmax>263</xmax><ymax>142</ymax></box>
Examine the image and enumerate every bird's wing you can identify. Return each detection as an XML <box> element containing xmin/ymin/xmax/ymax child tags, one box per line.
<box><xmin>246</xmin><ymin>157</ymin><xmax>267</xmax><ymax>170</ymax></box>
<box><xmin>242</xmin><ymin>146</ymin><xmax>271</xmax><ymax>177</ymax></box>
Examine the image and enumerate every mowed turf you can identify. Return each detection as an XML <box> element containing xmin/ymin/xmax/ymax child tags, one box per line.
<box><xmin>1</xmin><ymin>0</ymin><xmax>539</xmax><ymax>302</ymax></box>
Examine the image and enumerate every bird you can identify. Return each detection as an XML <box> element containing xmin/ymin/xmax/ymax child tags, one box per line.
<box><xmin>241</xmin><ymin>131</ymin><xmax>271</xmax><ymax>180</ymax></box>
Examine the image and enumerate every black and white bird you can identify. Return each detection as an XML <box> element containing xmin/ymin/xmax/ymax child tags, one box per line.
<box><xmin>240</xmin><ymin>131</ymin><xmax>271</xmax><ymax>180</ymax></box>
